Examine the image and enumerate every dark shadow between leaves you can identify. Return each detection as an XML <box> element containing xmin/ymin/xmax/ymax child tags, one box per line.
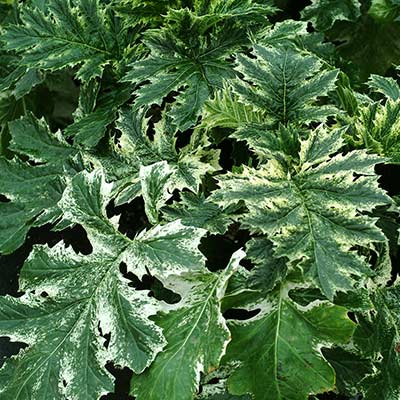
<box><xmin>101</xmin><ymin>363</ymin><xmax>134</xmax><ymax>400</ymax></box>
<box><xmin>223</xmin><ymin>308</ymin><xmax>261</xmax><ymax>321</ymax></box>
<box><xmin>0</xmin><ymin>337</ymin><xmax>28</xmax><ymax>368</ymax></box>
<box><xmin>119</xmin><ymin>263</ymin><xmax>181</xmax><ymax>304</ymax></box>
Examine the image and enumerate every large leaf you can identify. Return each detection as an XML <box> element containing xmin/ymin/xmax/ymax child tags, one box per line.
<box><xmin>123</xmin><ymin>4</ymin><xmax>274</xmax><ymax>130</ymax></box>
<box><xmin>131</xmin><ymin>250</ymin><xmax>245</xmax><ymax>400</ymax></box>
<box><xmin>211</xmin><ymin>127</ymin><xmax>391</xmax><ymax>299</ymax></box>
<box><xmin>223</xmin><ymin>283</ymin><xmax>355</xmax><ymax>400</ymax></box>
<box><xmin>0</xmin><ymin>169</ymin><xmax>208</xmax><ymax>399</ymax></box>
<box><xmin>233</xmin><ymin>45</ymin><xmax>339</xmax><ymax>126</ymax></box>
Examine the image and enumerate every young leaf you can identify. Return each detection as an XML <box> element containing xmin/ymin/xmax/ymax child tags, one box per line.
<box><xmin>347</xmin><ymin>99</ymin><xmax>400</xmax><ymax>162</ymax></box>
<box><xmin>201</xmin><ymin>85</ymin><xmax>267</xmax><ymax>131</ymax></box>
<box><xmin>114</xmin><ymin>108</ymin><xmax>219</xmax><ymax>205</ymax></box>
<box><xmin>140</xmin><ymin>160</ymin><xmax>174</xmax><ymax>224</ymax></box>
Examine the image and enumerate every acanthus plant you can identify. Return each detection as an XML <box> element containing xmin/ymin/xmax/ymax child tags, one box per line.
<box><xmin>0</xmin><ymin>1</ymin><xmax>399</xmax><ymax>400</ymax></box>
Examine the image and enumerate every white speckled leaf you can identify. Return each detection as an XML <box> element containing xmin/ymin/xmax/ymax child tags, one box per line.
<box><xmin>131</xmin><ymin>250</ymin><xmax>246</xmax><ymax>400</ymax></box>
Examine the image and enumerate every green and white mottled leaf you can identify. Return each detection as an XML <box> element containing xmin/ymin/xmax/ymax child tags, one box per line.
<box><xmin>258</xmin><ymin>20</ymin><xmax>336</xmax><ymax>61</ymax></box>
<box><xmin>354</xmin><ymin>285</ymin><xmax>400</xmax><ymax>400</ymax></box>
<box><xmin>346</xmin><ymin>98</ymin><xmax>400</xmax><ymax>162</ymax></box>
<box><xmin>233</xmin><ymin>45</ymin><xmax>339</xmax><ymax>126</ymax></box>
<box><xmin>131</xmin><ymin>250</ymin><xmax>245</xmax><ymax>400</ymax></box>
<box><xmin>200</xmin><ymin>85</ymin><xmax>267</xmax><ymax>131</ymax></box>
<box><xmin>9</xmin><ymin>113</ymin><xmax>76</xmax><ymax>163</ymax></box>
<box><xmin>61</xmin><ymin>169</ymin><xmax>207</xmax><ymax>279</ymax></box>
<box><xmin>301</xmin><ymin>0</ymin><xmax>362</xmax><ymax>31</ymax></box>
<box><xmin>212</xmin><ymin>127</ymin><xmax>391</xmax><ymax>299</ymax></box>
<box><xmin>368</xmin><ymin>74</ymin><xmax>400</xmax><ymax>101</ymax></box>
<box><xmin>223</xmin><ymin>283</ymin><xmax>355</xmax><ymax>400</ymax></box>
<box><xmin>0</xmin><ymin>243</ymin><xmax>165</xmax><ymax>399</ymax></box>
<box><xmin>122</xmin><ymin>5</ymin><xmax>270</xmax><ymax>130</ymax></box>
<box><xmin>2</xmin><ymin>0</ymin><xmax>130</xmax><ymax>82</ymax></box>
<box><xmin>113</xmin><ymin>108</ymin><xmax>219</xmax><ymax>205</ymax></box>
<box><xmin>163</xmin><ymin>191</ymin><xmax>240</xmax><ymax>235</ymax></box>
<box><xmin>0</xmin><ymin>168</ymin><xmax>209</xmax><ymax>398</ymax></box>
<box><xmin>0</xmin><ymin>157</ymin><xmax>76</xmax><ymax>254</ymax></box>
<box><xmin>140</xmin><ymin>161</ymin><xmax>174</xmax><ymax>224</ymax></box>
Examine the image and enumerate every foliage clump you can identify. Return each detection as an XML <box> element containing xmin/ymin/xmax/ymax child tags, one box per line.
<box><xmin>0</xmin><ymin>1</ymin><xmax>400</xmax><ymax>399</ymax></box>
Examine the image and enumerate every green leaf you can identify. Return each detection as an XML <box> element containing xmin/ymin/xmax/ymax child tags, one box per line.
<box><xmin>9</xmin><ymin>113</ymin><xmax>76</xmax><ymax>163</ymax></box>
<box><xmin>113</xmin><ymin>108</ymin><xmax>219</xmax><ymax>205</ymax></box>
<box><xmin>327</xmin><ymin>15</ymin><xmax>400</xmax><ymax>80</ymax></box>
<box><xmin>301</xmin><ymin>0</ymin><xmax>362</xmax><ymax>31</ymax></box>
<box><xmin>223</xmin><ymin>283</ymin><xmax>355</xmax><ymax>400</ymax></box>
<box><xmin>65</xmin><ymin>85</ymin><xmax>132</xmax><ymax>148</ymax></box>
<box><xmin>322</xmin><ymin>347</ymin><xmax>373</xmax><ymax>396</ymax></box>
<box><xmin>368</xmin><ymin>74</ymin><xmax>400</xmax><ymax>101</ymax></box>
<box><xmin>369</xmin><ymin>0</ymin><xmax>400</xmax><ymax>23</ymax></box>
<box><xmin>0</xmin><ymin>114</ymin><xmax>85</xmax><ymax>253</ymax></box>
<box><xmin>0</xmin><ymin>158</ymin><xmax>75</xmax><ymax>254</ymax></box>
<box><xmin>163</xmin><ymin>191</ymin><xmax>240</xmax><ymax>235</ymax></box>
<box><xmin>131</xmin><ymin>250</ymin><xmax>245</xmax><ymax>400</ymax></box>
<box><xmin>2</xmin><ymin>0</ymin><xmax>129</xmax><ymax>82</ymax></box>
<box><xmin>211</xmin><ymin>127</ymin><xmax>391</xmax><ymax>299</ymax></box>
<box><xmin>122</xmin><ymin>5</ymin><xmax>268</xmax><ymax>130</ymax></box>
<box><xmin>233</xmin><ymin>45</ymin><xmax>339</xmax><ymax>126</ymax></box>
<box><xmin>354</xmin><ymin>285</ymin><xmax>400</xmax><ymax>400</ymax></box>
